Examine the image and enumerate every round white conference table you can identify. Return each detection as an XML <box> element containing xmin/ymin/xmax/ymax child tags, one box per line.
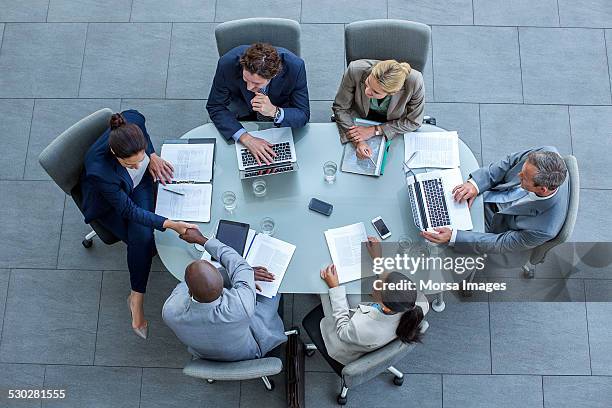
<box><xmin>155</xmin><ymin>122</ymin><xmax>485</xmax><ymax>311</ymax></box>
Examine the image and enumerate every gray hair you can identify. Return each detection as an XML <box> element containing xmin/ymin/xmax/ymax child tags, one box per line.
<box><xmin>526</xmin><ymin>150</ymin><xmax>567</xmax><ymax>190</ymax></box>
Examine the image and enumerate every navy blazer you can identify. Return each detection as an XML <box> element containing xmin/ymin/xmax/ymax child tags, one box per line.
<box><xmin>206</xmin><ymin>45</ymin><xmax>310</xmax><ymax>140</ymax></box>
<box><xmin>80</xmin><ymin>110</ymin><xmax>166</xmax><ymax>230</ymax></box>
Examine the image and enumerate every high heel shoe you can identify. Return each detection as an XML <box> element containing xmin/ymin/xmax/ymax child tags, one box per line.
<box><xmin>127</xmin><ymin>295</ymin><xmax>149</xmax><ymax>340</ymax></box>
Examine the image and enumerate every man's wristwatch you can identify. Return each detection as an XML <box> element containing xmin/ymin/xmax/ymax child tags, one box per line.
<box><xmin>273</xmin><ymin>107</ymin><xmax>281</xmax><ymax>122</ymax></box>
<box><xmin>374</xmin><ymin>125</ymin><xmax>382</xmax><ymax>136</ymax></box>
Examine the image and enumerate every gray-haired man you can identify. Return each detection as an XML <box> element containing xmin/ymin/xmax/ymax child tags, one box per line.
<box><xmin>422</xmin><ymin>146</ymin><xmax>569</xmax><ymax>264</ymax></box>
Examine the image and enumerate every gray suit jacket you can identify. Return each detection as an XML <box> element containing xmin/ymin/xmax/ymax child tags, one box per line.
<box><xmin>162</xmin><ymin>239</ymin><xmax>287</xmax><ymax>362</ymax></box>
<box><xmin>332</xmin><ymin>59</ymin><xmax>425</xmax><ymax>143</ymax></box>
<box><xmin>454</xmin><ymin>146</ymin><xmax>569</xmax><ymax>255</ymax></box>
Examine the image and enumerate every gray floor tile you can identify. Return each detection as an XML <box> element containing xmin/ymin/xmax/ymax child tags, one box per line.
<box><xmin>215</xmin><ymin>0</ymin><xmax>301</xmax><ymax>22</ymax></box>
<box><xmin>480</xmin><ymin>104</ymin><xmax>572</xmax><ymax>165</ymax></box>
<box><xmin>0</xmin><ymin>269</ymin><xmax>101</xmax><ymax>365</ymax></box>
<box><xmin>0</xmin><ymin>270</ymin><xmax>8</xmax><ymax>341</ymax></box>
<box><xmin>141</xmin><ymin>367</ymin><xmax>240</xmax><ymax>408</ymax></box>
<box><xmin>346</xmin><ymin>374</ymin><xmax>442</xmax><ymax>408</ymax></box>
<box><xmin>544</xmin><ymin>375</ymin><xmax>612</xmax><ymax>408</ymax></box>
<box><xmin>80</xmin><ymin>23</ymin><xmax>172</xmax><ymax>98</ymax></box>
<box><xmin>390</xmin><ymin>0</ymin><xmax>473</xmax><ymax>25</ymax></box>
<box><xmin>131</xmin><ymin>0</ymin><xmax>216</xmax><ymax>22</ymax></box>
<box><xmin>0</xmin><ymin>1</ymin><xmax>48</xmax><ymax>22</ymax></box>
<box><xmin>488</xmin><ymin>277</ymin><xmax>585</xmax><ymax>302</ymax></box>
<box><xmin>397</xmin><ymin>302</ymin><xmax>492</xmax><ymax>374</ymax></box>
<box><xmin>444</xmin><ymin>374</ymin><xmax>543</xmax><ymax>408</ymax></box>
<box><xmin>432</xmin><ymin>26</ymin><xmax>522</xmax><ymax>103</ymax></box>
<box><xmin>425</xmin><ymin>103</ymin><xmax>481</xmax><ymax>164</ymax></box>
<box><xmin>519</xmin><ymin>28</ymin><xmax>611</xmax><ymax>104</ymax></box>
<box><xmin>569</xmin><ymin>106</ymin><xmax>612</xmax><ymax>189</ymax></box>
<box><xmin>166</xmin><ymin>23</ymin><xmax>218</xmax><ymax>99</ymax></box>
<box><xmin>25</xmin><ymin>99</ymin><xmax>121</xmax><ymax>180</ymax></box>
<box><xmin>291</xmin><ymin>293</ymin><xmax>323</xmax><ymax>342</ymax></box>
<box><xmin>301</xmin><ymin>0</ymin><xmax>386</xmax><ymax>23</ymax></box>
<box><xmin>305</xmin><ymin>372</ymin><xmax>341</xmax><ymax>407</ymax></box>
<box><xmin>558</xmin><ymin>0</ymin><xmax>612</xmax><ymax>28</ymax></box>
<box><xmin>120</xmin><ymin>99</ymin><xmax>208</xmax><ymax>151</ymax></box>
<box><xmin>240</xmin><ymin>377</ymin><xmax>285</xmax><ymax>408</ymax></box>
<box><xmin>490</xmin><ymin>302</ymin><xmax>590</xmax><ymax>374</ymax></box>
<box><xmin>0</xmin><ymin>23</ymin><xmax>87</xmax><ymax>98</ymax></box>
<box><xmin>0</xmin><ymin>181</ymin><xmax>64</xmax><ymax>269</ymax></box>
<box><xmin>301</xmin><ymin>24</ymin><xmax>345</xmax><ymax>101</ymax></box>
<box><xmin>585</xmin><ymin>280</ymin><xmax>612</xmax><ymax>375</ymax></box>
<box><xmin>0</xmin><ymin>363</ymin><xmax>45</xmax><ymax>408</ymax></box>
<box><xmin>473</xmin><ymin>0</ymin><xmax>559</xmax><ymax>26</ymax></box>
<box><xmin>309</xmin><ymin>101</ymin><xmax>333</xmax><ymax>123</ymax></box>
<box><xmin>47</xmin><ymin>0</ymin><xmax>132</xmax><ymax>22</ymax></box>
<box><xmin>94</xmin><ymin>271</ymin><xmax>191</xmax><ymax>367</ymax></box>
<box><xmin>0</xmin><ymin>99</ymin><xmax>34</xmax><ymax>180</ymax></box>
<box><xmin>573</xmin><ymin>189</ymin><xmax>612</xmax><ymax>242</ymax></box>
<box><xmin>42</xmin><ymin>365</ymin><xmax>141</xmax><ymax>408</ymax></box>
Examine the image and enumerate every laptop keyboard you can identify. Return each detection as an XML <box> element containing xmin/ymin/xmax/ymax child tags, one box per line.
<box><xmin>241</xmin><ymin>142</ymin><xmax>292</xmax><ymax>168</ymax></box>
<box><xmin>422</xmin><ymin>179</ymin><xmax>451</xmax><ymax>228</ymax></box>
<box><xmin>243</xmin><ymin>164</ymin><xmax>295</xmax><ymax>179</ymax></box>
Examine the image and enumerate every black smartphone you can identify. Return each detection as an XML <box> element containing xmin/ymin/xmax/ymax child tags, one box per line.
<box><xmin>308</xmin><ymin>198</ymin><xmax>333</xmax><ymax>216</ymax></box>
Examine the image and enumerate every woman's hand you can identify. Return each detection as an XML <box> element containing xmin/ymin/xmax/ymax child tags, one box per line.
<box><xmin>253</xmin><ymin>266</ymin><xmax>275</xmax><ymax>292</ymax></box>
<box><xmin>148</xmin><ymin>153</ymin><xmax>174</xmax><ymax>185</ymax></box>
<box><xmin>355</xmin><ymin>141</ymin><xmax>372</xmax><ymax>159</ymax></box>
<box><xmin>163</xmin><ymin>220</ymin><xmax>199</xmax><ymax>235</ymax></box>
<box><xmin>320</xmin><ymin>264</ymin><xmax>339</xmax><ymax>288</ymax></box>
<box><xmin>346</xmin><ymin>125</ymin><xmax>375</xmax><ymax>143</ymax></box>
<box><xmin>366</xmin><ymin>236</ymin><xmax>382</xmax><ymax>259</ymax></box>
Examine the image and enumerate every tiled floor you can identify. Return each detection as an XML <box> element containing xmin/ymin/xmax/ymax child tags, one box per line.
<box><xmin>0</xmin><ymin>1</ymin><xmax>611</xmax><ymax>407</ymax></box>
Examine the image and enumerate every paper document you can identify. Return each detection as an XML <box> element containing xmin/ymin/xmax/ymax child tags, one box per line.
<box><xmin>245</xmin><ymin>234</ymin><xmax>296</xmax><ymax>298</ymax></box>
<box><xmin>324</xmin><ymin>222</ymin><xmax>368</xmax><ymax>284</ymax></box>
<box><xmin>341</xmin><ymin>135</ymin><xmax>385</xmax><ymax>176</ymax></box>
<box><xmin>155</xmin><ymin>184</ymin><xmax>212</xmax><ymax>223</ymax></box>
<box><xmin>160</xmin><ymin>142</ymin><xmax>214</xmax><ymax>183</ymax></box>
<box><xmin>404</xmin><ymin>131</ymin><xmax>460</xmax><ymax>169</ymax></box>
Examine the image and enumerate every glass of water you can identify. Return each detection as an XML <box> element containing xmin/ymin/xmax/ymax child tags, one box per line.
<box><xmin>261</xmin><ymin>217</ymin><xmax>276</xmax><ymax>236</ymax></box>
<box><xmin>397</xmin><ymin>235</ymin><xmax>413</xmax><ymax>254</ymax></box>
<box><xmin>252</xmin><ymin>178</ymin><xmax>267</xmax><ymax>197</ymax></box>
<box><xmin>323</xmin><ymin>161</ymin><xmax>338</xmax><ymax>183</ymax></box>
<box><xmin>222</xmin><ymin>191</ymin><xmax>237</xmax><ymax>213</ymax></box>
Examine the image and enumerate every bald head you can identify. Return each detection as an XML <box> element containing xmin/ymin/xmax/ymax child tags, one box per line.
<box><xmin>185</xmin><ymin>260</ymin><xmax>223</xmax><ymax>303</ymax></box>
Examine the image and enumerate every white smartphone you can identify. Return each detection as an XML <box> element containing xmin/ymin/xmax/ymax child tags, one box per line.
<box><xmin>372</xmin><ymin>216</ymin><xmax>392</xmax><ymax>240</ymax></box>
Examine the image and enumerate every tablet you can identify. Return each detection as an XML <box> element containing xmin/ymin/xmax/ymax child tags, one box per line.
<box><xmin>215</xmin><ymin>220</ymin><xmax>250</xmax><ymax>256</ymax></box>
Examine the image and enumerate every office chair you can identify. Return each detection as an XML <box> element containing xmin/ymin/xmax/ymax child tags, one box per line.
<box><xmin>38</xmin><ymin>108</ymin><xmax>120</xmax><ymax>248</ymax></box>
<box><xmin>344</xmin><ymin>19</ymin><xmax>431</xmax><ymax>73</ymax></box>
<box><xmin>522</xmin><ymin>155</ymin><xmax>580</xmax><ymax>278</ymax></box>
<box><xmin>214</xmin><ymin>17</ymin><xmax>301</xmax><ymax>57</ymax></box>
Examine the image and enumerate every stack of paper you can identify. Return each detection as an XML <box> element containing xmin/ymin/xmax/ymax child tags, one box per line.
<box><xmin>324</xmin><ymin>222</ymin><xmax>368</xmax><ymax>284</ymax></box>
<box><xmin>404</xmin><ymin>131</ymin><xmax>460</xmax><ymax>169</ymax></box>
<box><xmin>245</xmin><ymin>233</ymin><xmax>296</xmax><ymax>298</ymax></box>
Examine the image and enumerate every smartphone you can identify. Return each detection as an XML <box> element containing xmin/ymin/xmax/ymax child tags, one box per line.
<box><xmin>372</xmin><ymin>216</ymin><xmax>391</xmax><ymax>240</ymax></box>
<box><xmin>308</xmin><ymin>198</ymin><xmax>333</xmax><ymax>216</ymax></box>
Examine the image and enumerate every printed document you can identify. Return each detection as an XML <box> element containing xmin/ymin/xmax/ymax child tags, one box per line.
<box><xmin>324</xmin><ymin>222</ymin><xmax>368</xmax><ymax>284</ymax></box>
<box><xmin>155</xmin><ymin>184</ymin><xmax>212</xmax><ymax>223</ymax></box>
<box><xmin>160</xmin><ymin>143</ymin><xmax>214</xmax><ymax>182</ymax></box>
<box><xmin>245</xmin><ymin>234</ymin><xmax>296</xmax><ymax>298</ymax></box>
<box><xmin>404</xmin><ymin>131</ymin><xmax>460</xmax><ymax>169</ymax></box>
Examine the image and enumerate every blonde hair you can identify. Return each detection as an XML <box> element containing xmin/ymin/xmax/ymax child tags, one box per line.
<box><xmin>370</xmin><ymin>60</ymin><xmax>412</xmax><ymax>94</ymax></box>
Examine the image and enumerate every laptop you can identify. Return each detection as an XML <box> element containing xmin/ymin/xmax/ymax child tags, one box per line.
<box><xmin>235</xmin><ymin>128</ymin><xmax>298</xmax><ymax>179</ymax></box>
<box><xmin>406</xmin><ymin>168</ymin><xmax>473</xmax><ymax>232</ymax></box>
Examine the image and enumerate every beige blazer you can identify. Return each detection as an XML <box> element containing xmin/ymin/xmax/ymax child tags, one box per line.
<box><xmin>332</xmin><ymin>59</ymin><xmax>425</xmax><ymax>144</ymax></box>
<box><xmin>320</xmin><ymin>286</ymin><xmax>429</xmax><ymax>365</ymax></box>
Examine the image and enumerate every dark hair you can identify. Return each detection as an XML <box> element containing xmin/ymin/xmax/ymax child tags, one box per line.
<box><xmin>381</xmin><ymin>272</ymin><xmax>424</xmax><ymax>344</ymax></box>
<box><xmin>526</xmin><ymin>150</ymin><xmax>567</xmax><ymax>190</ymax></box>
<box><xmin>239</xmin><ymin>43</ymin><xmax>282</xmax><ymax>79</ymax></box>
<box><xmin>108</xmin><ymin>113</ymin><xmax>147</xmax><ymax>159</ymax></box>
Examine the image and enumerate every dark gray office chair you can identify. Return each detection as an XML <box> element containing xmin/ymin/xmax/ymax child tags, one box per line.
<box><xmin>38</xmin><ymin>108</ymin><xmax>120</xmax><ymax>248</ymax></box>
<box><xmin>344</xmin><ymin>19</ymin><xmax>431</xmax><ymax>72</ymax></box>
<box><xmin>214</xmin><ymin>17</ymin><xmax>301</xmax><ymax>57</ymax></box>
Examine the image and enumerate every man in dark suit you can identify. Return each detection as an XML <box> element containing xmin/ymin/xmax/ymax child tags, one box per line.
<box><xmin>206</xmin><ymin>43</ymin><xmax>310</xmax><ymax>165</ymax></box>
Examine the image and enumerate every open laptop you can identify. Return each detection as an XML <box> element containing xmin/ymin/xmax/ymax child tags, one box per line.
<box><xmin>235</xmin><ymin>128</ymin><xmax>298</xmax><ymax>179</ymax></box>
<box><xmin>406</xmin><ymin>168</ymin><xmax>473</xmax><ymax>232</ymax></box>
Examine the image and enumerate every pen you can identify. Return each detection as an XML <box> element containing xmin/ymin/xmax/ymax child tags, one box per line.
<box><xmin>368</xmin><ymin>156</ymin><xmax>376</xmax><ymax>167</ymax></box>
<box><xmin>163</xmin><ymin>187</ymin><xmax>185</xmax><ymax>196</ymax></box>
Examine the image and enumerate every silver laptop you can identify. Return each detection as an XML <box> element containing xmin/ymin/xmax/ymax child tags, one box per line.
<box><xmin>235</xmin><ymin>128</ymin><xmax>298</xmax><ymax>179</ymax></box>
<box><xmin>406</xmin><ymin>168</ymin><xmax>473</xmax><ymax>232</ymax></box>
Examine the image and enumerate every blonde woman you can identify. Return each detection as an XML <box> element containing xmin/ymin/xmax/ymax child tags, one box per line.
<box><xmin>332</xmin><ymin>59</ymin><xmax>425</xmax><ymax>159</ymax></box>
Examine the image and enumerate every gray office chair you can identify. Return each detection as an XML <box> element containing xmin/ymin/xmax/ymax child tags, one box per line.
<box><xmin>215</xmin><ymin>17</ymin><xmax>301</xmax><ymax>57</ymax></box>
<box><xmin>345</xmin><ymin>19</ymin><xmax>431</xmax><ymax>73</ymax></box>
<box><xmin>38</xmin><ymin>108</ymin><xmax>120</xmax><ymax>248</ymax></box>
<box><xmin>522</xmin><ymin>155</ymin><xmax>579</xmax><ymax>278</ymax></box>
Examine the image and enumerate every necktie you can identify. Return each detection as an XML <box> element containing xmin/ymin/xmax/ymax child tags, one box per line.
<box><xmin>256</xmin><ymin>87</ymin><xmax>271</xmax><ymax>122</ymax></box>
<box><xmin>483</xmin><ymin>186</ymin><xmax>528</xmax><ymax>204</ymax></box>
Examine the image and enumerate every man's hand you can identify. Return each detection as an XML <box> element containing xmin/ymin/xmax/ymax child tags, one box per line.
<box><xmin>239</xmin><ymin>133</ymin><xmax>277</xmax><ymax>165</ymax></box>
<box><xmin>346</xmin><ymin>126</ymin><xmax>375</xmax><ymax>143</ymax></box>
<box><xmin>366</xmin><ymin>236</ymin><xmax>382</xmax><ymax>259</ymax></box>
<box><xmin>421</xmin><ymin>227</ymin><xmax>452</xmax><ymax>244</ymax></box>
<box><xmin>452</xmin><ymin>181</ymin><xmax>478</xmax><ymax>208</ymax></box>
<box><xmin>253</xmin><ymin>266</ymin><xmax>275</xmax><ymax>292</ymax></box>
<box><xmin>251</xmin><ymin>92</ymin><xmax>277</xmax><ymax>117</ymax></box>
<box><xmin>320</xmin><ymin>264</ymin><xmax>340</xmax><ymax>288</ymax></box>
<box><xmin>178</xmin><ymin>227</ymin><xmax>207</xmax><ymax>244</ymax></box>
<box><xmin>355</xmin><ymin>141</ymin><xmax>372</xmax><ymax>159</ymax></box>
<box><xmin>148</xmin><ymin>153</ymin><xmax>174</xmax><ymax>185</ymax></box>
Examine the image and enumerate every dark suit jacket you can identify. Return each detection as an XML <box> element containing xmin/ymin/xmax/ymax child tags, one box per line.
<box><xmin>206</xmin><ymin>45</ymin><xmax>310</xmax><ymax>140</ymax></box>
<box><xmin>80</xmin><ymin>110</ymin><xmax>166</xmax><ymax>230</ymax></box>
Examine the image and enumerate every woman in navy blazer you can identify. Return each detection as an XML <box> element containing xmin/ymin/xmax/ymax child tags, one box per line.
<box><xmin>81</xmin><ymin>110</ymin><xmax>197</xmax><ymax>339</ymax></box>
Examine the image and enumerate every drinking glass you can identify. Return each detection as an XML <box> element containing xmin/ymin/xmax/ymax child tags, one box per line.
<box><xmin>261</xmin><ymin>217</ymin><xmax>276</xmax><ymax>236</ymax></box>
<box><xmin>252</xmin><ymin>178</ymin><xmax>267</xmax><ymax>197</ymax></box>
<box><xmin>397</xmin><ymin>235</ymin><xmax>413</xmax><ymax>254</ymax></box>
<box><xmin>222</xmin><ymin>191</ymin><xmax>237</xmax><ymax>212</ymax></box>
<box><xmin>323</xmin><ymin>161</ymin><xmax>338</xmax><ymax>183</ymax></box>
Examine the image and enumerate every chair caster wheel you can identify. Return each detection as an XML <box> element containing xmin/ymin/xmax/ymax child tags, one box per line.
<box><xmin>264</xmin><ymin>379</ymin><xmax>275</xmax><ymax>391</ymax></box>
<box><xmin>206</xmin><ymin>379</ymin><xmax>215</xmax><ymax>384</ymax></box>
<box><xmin>522</xmin><ymin>265</ymin><xmax>535</xmax><ymax>279</ymax></box>
<box><xmin>82</xmin><ymin>239</ymin><xmax>93</xmax><ymax>248</ymax></box>
<box><xmin>393</xmin><ymin>376</ymin><xmax>404</xmax><ymax>386</ymax></box>
<box><xmin>337</xmin><ymin>395</ymin><xmax>347</xmax><ymax>405</ymax></box>
<box><xmin>305</xmin><ymin>349</ymin><xmax>316</xmax><ymax>357</ymax></box>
